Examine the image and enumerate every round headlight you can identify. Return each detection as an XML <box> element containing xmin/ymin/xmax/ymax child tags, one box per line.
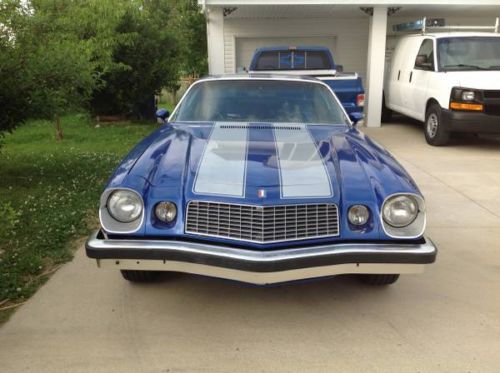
<box><xmin>382</xmin><ymin>195</ymin><xmax>418</xmax><ymax>228</ymax></box>
<box><xmin>348</xmin><ymin>205</ymin><xmax>370</xmax><ymax>226</ymax></box>
<box><xmin>107</xmin><ymin>190</ymin><xmax>143</xmax><ymax>223</ymax></box>
<box><xmin>155</xmin><ymin>201</ymin><xmax>177</xmax><ymax>223</ymax></box>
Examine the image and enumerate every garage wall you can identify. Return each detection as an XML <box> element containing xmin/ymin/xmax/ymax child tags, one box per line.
<box><xmin>223</xmin><ymin>15</ymin><xmax>496</xmax><ymax>81</ymax></box>
<box><xmin>235</xmin><ymin>36</ymin><xmax>337</xmax><ymax>72</ymax></box>
<box><xmin>224</xmin><ymin>17</ymin><xmax>370</xmax><ymax>78</ymax></box>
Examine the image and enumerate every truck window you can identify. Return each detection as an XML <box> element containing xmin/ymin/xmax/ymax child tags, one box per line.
<box><xmin>254</xmin><ymin>50</ymin><xmax>332</xmax><ymax>70</ymax></box>
<box><xmin>306</xmin><ymin>51</ymin><xmax>331</xmax><ymax>69</ymax></box>
<box><xmin>414</xmin><ymin>39</ymin><xmax>435</xmax><ymax>71</ymax></box>
<box><xmin>294</xmin><ymin>51</ymin><xmax>306</xmax><ymax>69</ymax></box>
<box><xmin>256</xmin><ymin>52</ymin><xmax>280</xmax><ymax>70</ymax></box>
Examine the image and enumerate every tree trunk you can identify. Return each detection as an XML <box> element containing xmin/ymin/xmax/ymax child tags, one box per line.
<box><xmin>55</xmin><ymin>114</ymin><xmax>63</xmax><ymax>141</ymax></box>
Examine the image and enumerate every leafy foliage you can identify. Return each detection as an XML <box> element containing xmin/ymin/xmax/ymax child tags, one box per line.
<box><xmin>1</xmin><ymin>0</ymin><xmax>207</xmax><ymax>140</ymax></box>
<box><xmin>170</xmin><ymin>0</ymin><xmax>208</xmax><ymax>77</ymax></box>
<box><xmin>91</xmin><ymin>0</ymin><xmax>179</xmax><ymax>117</ymax></box>
<box><xmin>0</xmin><ymin>114</ymin><xmax>156</xmax><ymax>303</ymax></box>
<box><xmin>0</xmin><ymin>1</ymin><xmax>32</xmax><ymax>143</ymax></box>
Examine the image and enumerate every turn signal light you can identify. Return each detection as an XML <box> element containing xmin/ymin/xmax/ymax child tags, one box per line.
<box><xmin>450</xmin><ymin>102</ymin><xmax>484</xmax><ymax>111</ymax></box>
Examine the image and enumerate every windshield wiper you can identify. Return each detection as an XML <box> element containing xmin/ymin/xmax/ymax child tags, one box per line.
<box><xmin>443</xmin><ymin>64</ymin><xmax>488</xmax><ymax>70</ymax></box>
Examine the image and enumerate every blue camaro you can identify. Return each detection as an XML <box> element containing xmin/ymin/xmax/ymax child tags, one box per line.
<box><xmin>86</xmin><ymin>75</ymin><xmax>437</xmax><ymax>286</ymax></box>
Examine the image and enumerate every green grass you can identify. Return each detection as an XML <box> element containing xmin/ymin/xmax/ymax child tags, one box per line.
<box><xmin>0</xmin><ymin>113</ymin><xmax>156</xmax><ymax>313</ymax></box>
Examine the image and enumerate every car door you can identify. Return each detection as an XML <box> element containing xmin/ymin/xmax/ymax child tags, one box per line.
<box><xmin>409</xmin><ymin>39</ymin><xmax>436</xmax><ymax>121</ymax></box>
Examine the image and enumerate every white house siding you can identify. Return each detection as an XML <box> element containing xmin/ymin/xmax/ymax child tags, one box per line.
<box><xmin>223</xmin><ymin>17</ymin><xmax>370</xmax><ymax>79</ymax></box>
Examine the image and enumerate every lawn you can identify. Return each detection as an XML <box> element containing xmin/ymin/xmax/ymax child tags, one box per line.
<box><xmin>0</xmin><ymin>114</ymin><xmax>157</xmax><ymax>322</ymax></box>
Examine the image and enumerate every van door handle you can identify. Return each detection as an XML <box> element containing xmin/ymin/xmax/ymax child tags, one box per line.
<box><xmin>397</xmin><ymin>70</ymin><xmax>401</xmax><ymax>81</ymax></box>
<box><xmin>409</xmin><ymin>71</ymin><xmax>413</xmax><ymax>83</ymax></box>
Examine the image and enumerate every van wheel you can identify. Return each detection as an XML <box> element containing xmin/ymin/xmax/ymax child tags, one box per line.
<box><xmin>121</xmin><ymin>270</ymin><xmax>161</xmax><ymax>282</ymax></box>
<box><xmin>425</xmin><ymin>104</ymin><xmax>450</xmax><ymax>146</ymax></box>
<box><xmin>381</xmin><ymin>95</ymin><xmax>392</xmax><ymax>122</ymax></box>
<box><xmin>359</xmin><ymin>274</ymin><xmax>400</xmax><ymax>286</ymax></box>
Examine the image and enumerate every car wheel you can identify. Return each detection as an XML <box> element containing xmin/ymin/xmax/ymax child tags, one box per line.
<box><xmin>120</xmin><ymin>270</ymin><xmax>161</xmax><ymax>282</ymax></box>
<box><xmin>381</xmin><ymin>95</ymin><xmax>392</xmax><ymax>123</ymax></box>
<box><xmin>359</xmin><ymin>274</ymin><xmax>400</xmax><ymax>285</ymax></box>
<box><xmin>425</xmin><ymin>103</ymin><xmax>450</xmax><ymax>146</ymax></box>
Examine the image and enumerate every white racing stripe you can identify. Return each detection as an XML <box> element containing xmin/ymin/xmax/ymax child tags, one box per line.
<box><xmin>193</xmin><ymin>122</ymin><xmax>248</xmax><ymax>197</ymax></box>
<box><xmin>273</xmin><ymin>124</ymin><xmax>333</xmax><ymax>198</ymax></box>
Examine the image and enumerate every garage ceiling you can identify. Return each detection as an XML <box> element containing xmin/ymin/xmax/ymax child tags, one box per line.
<box><xmin>224</xmin><ymin>5</ymin><xmax>500</xmax><ymax>19</ymax></box>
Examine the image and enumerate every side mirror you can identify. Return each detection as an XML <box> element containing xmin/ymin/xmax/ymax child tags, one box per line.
<box><xmin>349</xmin><ymin>112</ymin><xmax>364</xmax><ymax>125</ymax></box>
<box><xmin>336</xmin><ymin>64</ymin><xmax>344</xmax><ymax>73</ymax></box>
<box><xmin>415</xmin><ymin>55</ymin><xmax>433</xmax><ymax>70</ymax></box>
<box><xmin>156</xmin><ymin>108</ymin><xmax>170</xmax><ymax>124</ymax></box>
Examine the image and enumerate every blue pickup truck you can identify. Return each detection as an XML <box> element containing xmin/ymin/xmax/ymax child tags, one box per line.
<box><xmin>249</xmin><ymin>46</ymin><xmax>365</xmax><ymax>116</ymax></box>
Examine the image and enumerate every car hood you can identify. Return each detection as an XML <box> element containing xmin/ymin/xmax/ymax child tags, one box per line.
<box><xmin>445</xmin><ymin>71</ymin><xmax>500</xmax><ymax>90</ymax></box>
<box><xmin>125</xmin><ymin>122</ymin><xmax>415</xmax><ymax>203</ymax></box>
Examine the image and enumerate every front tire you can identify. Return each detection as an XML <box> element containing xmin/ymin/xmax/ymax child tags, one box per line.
<box><xmin>121</xmin><ymin>270</ymin><xmax>160</xmax><ymax>282</ymax></box>
<box><xmin>359</xmin><ymin>274</ymin><xmax>400</xmax><ymax>286</ymax></box>
<box><xmin>425</xmin><ymin>103</ymin><xmax>450</xmax><ymax>146</ymax></box>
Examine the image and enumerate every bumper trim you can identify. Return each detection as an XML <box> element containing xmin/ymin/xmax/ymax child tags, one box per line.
<box><xmin>86</xmin><ymin>230</ymin><xmax>437</xmax><ymax>277</ymax></box>
<box><xmin>97</xmin><ymin>259</ymin><xmax>426</xmax><ymax>285</ymax></box>
<box><xmin>442</xmin><ymin>109</ymin><xmax>500</xmax><ymax>133</ymax></box>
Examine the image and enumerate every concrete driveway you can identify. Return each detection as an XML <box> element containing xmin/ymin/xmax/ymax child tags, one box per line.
<box><xmin>1</xmin><ymin>120</ymin><xmax>500</xmax><ymax>373</ymax></box>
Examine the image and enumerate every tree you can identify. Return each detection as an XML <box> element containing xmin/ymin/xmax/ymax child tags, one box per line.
<box><xmin>24</xmin><ymin>0</ymin><xmax>131</xmax><ymax>129</ymax></box>
<box><xmin>0</xmin><ymin>0</ymin><xmax>205</xmax><ymax>138</ymax></box>
<box><xmin>0</xmin><ymin>1</ymin><xmax>31</xmax><ymax>144</ymax></box>
<box><xmin>171</xmin><ymin>0</ymin><xmax>208</xmax><ymax>78</ymax></box>
<box><xmin>91</xmin><ymin>0</ymin><xmax>179</xmax><ymax>118</ymax></box>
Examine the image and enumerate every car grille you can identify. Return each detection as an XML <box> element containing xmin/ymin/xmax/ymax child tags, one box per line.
<box><xmin>484</xmin><ymin>104</ymin><xmax>500</xmax><ymax>116</ymax></box>
<box><xmin>483</xmin><ymin>90</ymin><xmax>500</xmax><ymax>99</ymax></box>
<box><xmin>482</xmin><ymin>91</ymin><xmax>500</xmax><ymax>116</ymax></box>
<box><xmin>185</xmin><ymin>201</ymin><xmax>339</xmax><ymax>244</ymax></box>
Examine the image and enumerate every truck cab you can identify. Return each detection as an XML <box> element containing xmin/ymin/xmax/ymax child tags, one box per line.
<box><xmin>384</xmin><ymin>18</ymin><xmax>500</xmax><ymax>145</ymax></box>
<box><xmin>249</xmin><ymin>46</ymin><xmax>365</xmax><ymax>117</ymax></box>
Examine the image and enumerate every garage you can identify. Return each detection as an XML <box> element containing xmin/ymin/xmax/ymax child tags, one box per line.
<box><xmin>235</xmin><ymin>36</ymin><xmax>337</xmax><ymax>72</ymax></box>
<box><xmin>201</xmin><ymin>0</ymin><xmax>500</xmax><ymax>127</ymax></box>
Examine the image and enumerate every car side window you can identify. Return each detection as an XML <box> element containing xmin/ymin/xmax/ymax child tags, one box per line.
<box><xmin>414</xmin><ymin>39</ymin><xmax>435</xmax><ymax>71</ymax></box>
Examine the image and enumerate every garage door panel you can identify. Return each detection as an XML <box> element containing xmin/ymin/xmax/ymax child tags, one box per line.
<box><xmin>236</xmin><ymin>37</ymin><xmax>337</xmax><ymax>72</ymax></box>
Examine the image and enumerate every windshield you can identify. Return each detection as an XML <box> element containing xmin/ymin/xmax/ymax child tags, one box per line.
<box><xmin>438</xmin><ymin>37</ymin><xmax>500</xmax><ymax>71</ymax></box>
<box><xmin>173</xmin><ymin>80</ymin><xmax>348</xmax><ymax>124</ymax></box>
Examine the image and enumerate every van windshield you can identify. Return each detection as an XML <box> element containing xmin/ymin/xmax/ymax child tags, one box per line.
<box><xmin>438</xmin><ymin>37</ymin><xmax>500</xmax><ymax>71</ymax></box>
<box><xmin>173</xmin><ymin>80</ymin><xmax>348</xmax><ymax>124</ymax></box>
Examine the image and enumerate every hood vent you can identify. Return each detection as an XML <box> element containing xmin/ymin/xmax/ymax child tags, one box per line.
<box><xmin>220</xmin><ymin>124</ymin><xmax>302</xmax><ymax>131</ymax></box>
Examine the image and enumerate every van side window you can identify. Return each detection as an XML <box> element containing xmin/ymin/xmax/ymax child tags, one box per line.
<box><xmin>414</xmin><ymin>39</ymin><xmax>435</xmax><ymax>71</ymax></box>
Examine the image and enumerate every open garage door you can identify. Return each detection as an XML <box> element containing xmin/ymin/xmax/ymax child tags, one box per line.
<box><xmin>235</xmin><ymin>36</ymin><xmax>337</xmax><ymax>72</ymax></box>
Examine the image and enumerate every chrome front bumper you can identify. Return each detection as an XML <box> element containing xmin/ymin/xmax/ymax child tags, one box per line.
<box><xmin>85</xmin><ymin>230</ymin><xmax>437</xmax><ymax>285</ymax></box>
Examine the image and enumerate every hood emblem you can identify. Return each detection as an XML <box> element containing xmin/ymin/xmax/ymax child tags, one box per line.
<box><xmin>258</xmin><ymin>189</ymin><xmax>266</xmax><ymax>198</ymax></box>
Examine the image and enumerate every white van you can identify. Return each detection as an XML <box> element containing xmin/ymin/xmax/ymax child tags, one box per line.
<box><xmin>383</xmin><ymin>27</ymin><xmax>500</xmax><ymax>145</ymax></box>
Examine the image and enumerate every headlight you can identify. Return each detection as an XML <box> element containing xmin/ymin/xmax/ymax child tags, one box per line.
<box><xmin>462</xmin><ymin>91</ymin><xmax>475</xmax><ymax>101</ymax></box>
<box><xmin>348</xmin><ymin>205</ymin><xmax>370</xmax><ymax>226</ymax></box>
<box><xmin>155</xmin><ymin>201</ymin><xmax>177</xmax><ymax>223</ymax></box>
<box><xmin>107</xmin><ymin>190</ymin><xmax>143</xmax><ymax>223</ymax></box>
<box><xmin>382</xmin><ymin>195</ymin><xmax>418</xmax><ymax>228</ymax></box>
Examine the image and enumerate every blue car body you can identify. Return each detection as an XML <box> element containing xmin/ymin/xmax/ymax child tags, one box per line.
<box><xmin>249</xmin><ymin>46</ymin><xmax>365</xmax><ymax>115</ymax></box>
<box><xmin>107</xmin><ymin>121</ymin><xmax>416</xmax><ymax>245</ymax></box>
<box><xmin>86</xmin><ymin>75</ymin><xmax>436</xmax><ymax>285</ymax></box>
